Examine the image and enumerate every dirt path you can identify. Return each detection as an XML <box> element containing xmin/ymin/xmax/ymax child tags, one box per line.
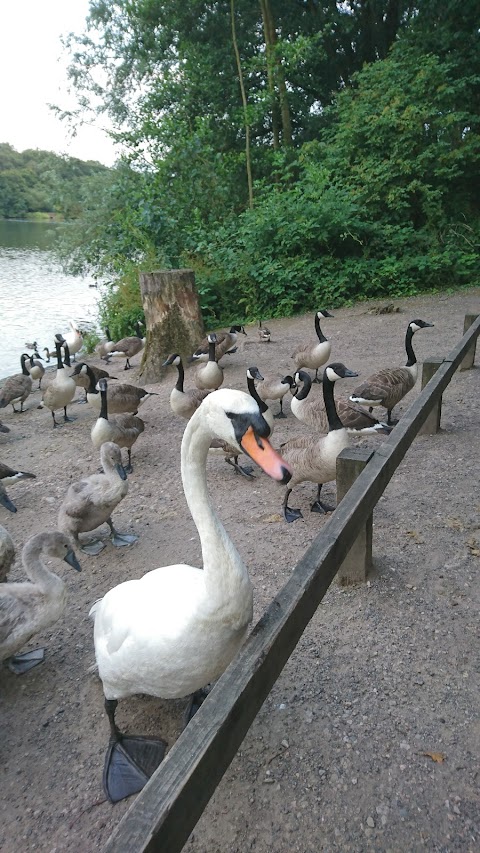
<box><xmin>1</xmin><ymin>290</ymin><xmax>479</xmax><ymax>852</ymax></box>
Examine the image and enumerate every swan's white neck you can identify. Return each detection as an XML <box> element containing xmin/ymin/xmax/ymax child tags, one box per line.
<box><xmin>181</xmin><ymin>411</ymin><xmax>252</xmax><ymax>619</ymax></box>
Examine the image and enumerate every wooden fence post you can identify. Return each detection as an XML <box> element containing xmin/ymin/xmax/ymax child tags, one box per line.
<box><xmin>459</xmin><ymin>314</ymin><xmax>479</xmax><ymax>370</ymax></box>
<box><xmin>138</xmin><ymin>269</ymin><xmax>204</xmax><ymax>383</ymax></box>
<box><xmin>419</xmin><ymin>357</ymin><xmax>444</xmax><ymax>435</ymax></box>
<box><xmin>336</xmin><ymin>447</ymin><xmax>374</xmax><ymax>585</ymax></box>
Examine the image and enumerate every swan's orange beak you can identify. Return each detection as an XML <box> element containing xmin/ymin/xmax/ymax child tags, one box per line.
<box><xmin>240</xmin><ymin>427</ymin><xmax>292</xmax><ymax>484</ymax></box>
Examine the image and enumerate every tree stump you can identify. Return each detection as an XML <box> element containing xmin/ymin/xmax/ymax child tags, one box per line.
<box><xmin>138</xmin><ymin>269</ymin><xmax>204</xmax><ymax>383</ymax></box>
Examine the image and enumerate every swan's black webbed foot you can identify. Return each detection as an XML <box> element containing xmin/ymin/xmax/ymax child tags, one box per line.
<box><xmin>107</xmin><ymin>518</ymin><xmax>139</xmax><ymax>547</ymax></box>
<box><xmin>182</xmin><ymin>686</ymin><xmax>211</xmax><ymax>729</ymax></box>
<box><xmin>103</xmin><ymin>698</ymin><xmax>167</xmax><ymax>803</ymax></box>
<box><xmin>8</xmin><ymin>647</ymin><xmax>45</xmax><ymax>674</ymax></box>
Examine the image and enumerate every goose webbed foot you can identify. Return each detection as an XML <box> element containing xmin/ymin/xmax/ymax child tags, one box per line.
<box><xmin>386</xmin><ymin>410</ymin><xmax>399</xmax><ymax>426</ymax></box>
<box><xmin>310</xmin><ymin>485</ymin><xmax>335</xmax><ymax>514</ymax></box>
<box><xmin>63</xmin><ymin>406</ymin><xmax>76</xmax><ymax>422</ymax></box>
<box><xmin>274</xmin><ymin>410</ymin><xmax>287</xmax><ymax>419</ymax></box>
<box><xmin>81</xmin><ymin>539</ymin><xmax>106</xmax><ymax>556</ymax></box>
<box><xmin>8</xmin><ymin>647</ymin><xmax>45</xmax><ymax>674</ymax></box>
<box><xmin>225</xmin><ymin>458</ymin><xmax>255</xmax><ymax>479</ymax></box>
<box><xmin>283</xmin><ymin>488</ymin><xmax>303</xmax><ymax>523</ymax></box>
<box><xmin>103</xmin><ymin>699</ymin><xmax>167</xmax><ymax>803</ymax></box>
<box><xmin>182</xmin><ymin>685</ymin><xmax>212</xmax><ymax>729</ymax></box>
<box><xmin>310</xmin><ymin>500</ymin><xmax>335</xmax><ymax>514</ymax></box>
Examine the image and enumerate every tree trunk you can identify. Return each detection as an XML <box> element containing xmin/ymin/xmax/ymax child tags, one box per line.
<box><xmin>138</xmin><ymin>269</ymin><xmax>204</xmax><ymax>383</ymax></box>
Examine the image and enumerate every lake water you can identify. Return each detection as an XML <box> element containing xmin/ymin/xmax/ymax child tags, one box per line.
<box><xmin>0</xmin><ymin>220</ymin><xmax>101</xmax><ymax>380</ymax></box>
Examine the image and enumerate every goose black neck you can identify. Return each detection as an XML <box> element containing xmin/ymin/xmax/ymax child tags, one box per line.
<box><xmin>315</xmin><ymin>314</ymin><xmax>327</xmax><ymax>343</ymax></box>
<box><xmin>247</xmin><ymin>375</ymin><xmax>268</xmax><ymax>414</ymax></box>
<box><xmin>99</xmin><ymin>386</ymin><xmax>108</xmax><ymax>420</ymax></box>
<box><xmin>296</xmin><ymin>372</ymin><xmax>312</xmax><ymax>401</ymax></box>
<box><xmin>63</xmin><ymin>343</ymin><xmax>71</xmax><ymax>368</ymax></box>
<box><xmin>322</xmin><ymin>372</ymin><xmax>343</xmax><ymax>431</ymax></box>
<box><xmin>55</xmin><ymin>344</ymin><xmax>64</xmax><ymax>371</ymax></box>
<box><xmin>405</xmin><ymin>326</ymin><xmax>416</xmax><ymax>366</ymax></box>
<box><xmin>85</xmin><ymin>365</ymin><xmax>98</xmax><ymax>394</ymax></box>
<box><xmin>175</xmin><ymin>361</ymin><xmax>185</xmax><ymax>392</ymax></box>
<box><xmin>20</xmin><ymin>355</ymin><xmax>30</xmax><ymax>376</ymax></box>
<box><xmin>208</xmin><ymin>340</ymin><xmax>216</xmax><ymax>362</ymax></box>
<box><xmin>105</xmin><ymin>327</ymin><xmax>112</xmax><ymax>341</ymax></box>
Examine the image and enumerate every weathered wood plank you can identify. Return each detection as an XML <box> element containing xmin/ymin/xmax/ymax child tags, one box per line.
<box><xmin>105</xmin><ymin>312</ymin><xmax>480</xmax><ymax>853</ymax></box>
<box><xmin>419</xmin><ymin>357</ymin><xmax>444</xmax><ymax>435</ymax></box>
<box><xmin>336</xmin><ymin>447</ymin><xmax>374</xmax><ymax>585</ymax></box>
<box><xmin>459</xmin><ymin>313</ymin><xmax>479</xmax><ymax>370</ymax></box>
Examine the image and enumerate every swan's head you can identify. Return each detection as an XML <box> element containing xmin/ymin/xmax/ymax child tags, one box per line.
<box><xmin>35</xmin><ymin>532</ymin><xmax>82</xmax><ymax>571</ymax></box>
<box><xmin>100</xmin><ymin>441</ymin><xmax>128</xmax><ymax>480</ymax></box>
<box><xmin>409</xmin><ymin>319</ymin><xmax>434</xmax><ymax>333</ymax></box>
<box><xmin>162</xmin><ymin>353</ymin><xmax>181</xmax><ymax>367</ymax></box>
<box><xmin>198</xmin><ymin>389</ymin><xmax>292</xmax><ymax>484</ymax></box>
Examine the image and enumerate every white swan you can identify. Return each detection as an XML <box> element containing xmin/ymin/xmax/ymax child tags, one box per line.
<box><xmin>0</xmin><ymin>531</ymin><xmax>81</xmax><ymax>673</ymax></box>
<box><xmin>90</xmin><ymin>388</ymin><xmax>291</xmax><ymax>802</ymax></box>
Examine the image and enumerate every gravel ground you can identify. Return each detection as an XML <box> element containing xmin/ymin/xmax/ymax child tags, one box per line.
<box><xmin>0</xmin><ymin>288</ymin><xmax>479</xmax><ymax>852</ymax></box>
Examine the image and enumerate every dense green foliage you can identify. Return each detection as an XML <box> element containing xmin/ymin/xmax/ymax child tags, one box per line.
<box><xmin>59</xmin><ymin>0</ymin><xmax>479</xmax><ymax>330</ymax></box>
<box><xmin>0</xmin><ymin>143</ymin><xmax>109</xmax><ymax>219</ymax></box>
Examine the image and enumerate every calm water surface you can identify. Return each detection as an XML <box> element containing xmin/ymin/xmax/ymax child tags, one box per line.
<box><xmin>0</xmin><ymin>220</ymin><xmax>101</xmax><ymax>379</ymax></box>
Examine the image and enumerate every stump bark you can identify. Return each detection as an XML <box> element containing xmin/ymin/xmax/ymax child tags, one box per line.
<box><xmin>138</xmin><ymin>269</ymin><xmax>204</xmax><ymax>383</ymax></box>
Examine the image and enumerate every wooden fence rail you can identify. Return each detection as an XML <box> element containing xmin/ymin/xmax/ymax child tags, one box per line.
<box><xmin>105</xmin><ymin>313</ymin><xmax>479</xmax><ymax>853</ymax></box>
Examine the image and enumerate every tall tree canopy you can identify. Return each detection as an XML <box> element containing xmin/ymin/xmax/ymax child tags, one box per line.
<box><xmin>59</xmin><ymin>0</ymin><xmax>479</xmax><ymax>327</ymax></box>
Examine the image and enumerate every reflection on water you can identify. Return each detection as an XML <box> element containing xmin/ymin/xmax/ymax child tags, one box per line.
<box><xmin>0</xmin><ymin>221</ymin><xmax>101</xmax><ymax>380</ymax></box>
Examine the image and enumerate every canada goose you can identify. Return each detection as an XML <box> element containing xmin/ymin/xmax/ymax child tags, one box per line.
<box><xmin>0</xmin><ymin>531</ymin><xmax>81</xmax><ymax>674</ymax></box>
<box><xmin>258</xmin><ymin>320</ymin><xmax>271</xmax><ymax>343</ymax></box>
<box><xmin>0</xmin><ymin>462</ymin><xmax>36</xmax><ymax>488</ymax></box>
<box><xmin>39</xmin><ymin>341</ymin><xmax>76</xmax><ymax>427</ymax></box>
<box><xmin>23</xmin><ymin>352</ymin><xmax>45</xmax><ymax>388</ymax></box>
<box><xmin>0</xmin><ymin>524</ymin><xmax>15</xmax><ymax>582</ymax></box>
<box><xmin>208</xmin><ymin>371</ymin><xmax>267</xmax><ymax>481</ymax></box>
<box><xmin>96</xmin><ymin>327</ymin><xmax>115</xmax><ymax>360</ymax></box>
<box><xmin>162</xmin><ymin>354</ymin><xmax>210</xmax><ymax>419</ymax></box>
<box><xmin>291</xmin><ymin>310</ymin><xmax>333</xmax><ymax>382</ymax></box>
<box><xmin>70</xmin><ymin>361</ymin><xmax>117</xmax><ymax>403</ymax></box>
<box><xmin>89</xmin><ymin>389</ymin><xmax>291</xmax><ymax>802</ymax></box>
<box><xmin>246</xmin><ymin>366</ymin><xmax>274</xmax><ymax>435</ymax></box>
<box><xmin>91</xmin><ymin>380</ymin><xmax>145</xmax><ymax>472</ymax></box>
<box><xmin>0</xmin><ymin>356</ymin><xmax>33</xmax><ymax>413</ymax></box>
<box><xmin>106</xmin><ymin>322</ymin><xmax>145</xmax><ymax>370</ymax></box>
<box><xmin>61</xmin><ymin>320</ymin><xmax>84</xmax><ymax>361</ymax></box>
<box><xmin>58</xmin><ymin>441</ymin><xmax>137</xmax><ymax>556</ymax></box>
<box><xmin>195</xmin><ymin>335</ymin><xmax>224</xmax><ymax>391</ymax></box>
<box><xmin>0</xmin><ymin>482</ymin><xmax>16</xmax><ymax>513</ymax></box>
<box><xmin>280</xmin><ymin>362</ymin><xmax>358</xmax><ymax>522</ymax></box>
<box><xmin>190</xmin><ymin>325</ymin><xmax>247</xmax><ymax>363</ymax></box>
<box><xmin>71</xmin><ymin>363</ymin><xmax>157</xmax><ymax>413</ymax></box>
<box><xmin>349</xmin><ymin>319</ymin><xmax>434</xmax><ymax>425</ymax></box>
<box><xmin>256</xmin><ymin>373</ymin><xmax>296</xmax><ymax>419</ymax></box>
<box><xmin>291</xmin><ymin>370</ymin><xmax>391</xmax><ymax>435</ymax></box>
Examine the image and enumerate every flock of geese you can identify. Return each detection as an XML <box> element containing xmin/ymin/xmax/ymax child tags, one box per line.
<box><xmin>0</xmin><ymin>310</ymin><xmax>434</xmax><ymax>802</ymax></box>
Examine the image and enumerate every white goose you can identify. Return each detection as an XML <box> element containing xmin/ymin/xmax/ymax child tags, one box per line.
<box><xmin>89</xmin><ymin>388</ymin><xmax>291</xmax><ymax>802</ymax></box>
